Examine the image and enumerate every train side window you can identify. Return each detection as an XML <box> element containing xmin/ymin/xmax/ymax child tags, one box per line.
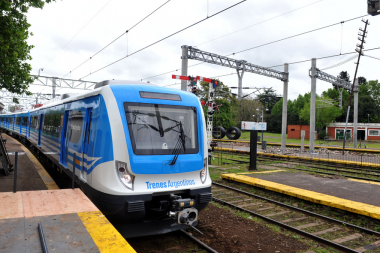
<box><xmin>16</xmin><ymin>117</ymin><xmax>21</xmax><ymax>125</ymax></box>
<box><xmin>68</xmin><ymin>111</ymin><xmax>83</xmax><ymax>144</ymax></box>
<box><xmin>9</xmin><ymin>117</ymin><xmax>14</xmax><ymax>124</ymax></box>
<box><xmin>22</xmin><ymin>117</ymin><xmax>28</xmax><ymax>127</ymax></box>
<box><xmin>31</xmin><ymin>115</ymin><xmax>40</xmax><ymax>130</ymax></box>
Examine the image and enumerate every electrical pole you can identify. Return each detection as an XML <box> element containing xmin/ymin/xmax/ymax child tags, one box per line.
<box><xmin>342</xmin><ymin>19</ymin><xmax>369</xmax><ymax>155</ymax></box>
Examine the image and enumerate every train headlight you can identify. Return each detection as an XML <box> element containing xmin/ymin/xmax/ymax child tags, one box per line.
<box><xmin>116</xmin><ymin>161</ymin><xmax>134</xmax><ymax>190</ymax></box>
<box><xmin>200</xmin><ymin>158</ymin><xmax>207</xmax><ymax>184</ymax></box>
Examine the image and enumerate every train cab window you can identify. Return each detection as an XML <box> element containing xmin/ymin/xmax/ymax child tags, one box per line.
<box><xmin>16</xmin><ymin>117</ymin><xmax>21</xmax><ymax>125</ymax></box>
<box><xmin>68</xmin><ymin>111</ymin><xmax>83</xmax><ymax>143</ymax></box>
<box><xmin>124</xmin><ymin>102</ymin><xmax>198</xmax><ymax>155</ymax></box>
<box><xmin>22</xmin><ymin>117</ymin><xmax>28</xmax><ymax>127</ymax></box>
<box><xmin>31</xmin><ymin>115</ymin><xmax>40</xmax><ymax>130</ymax></box>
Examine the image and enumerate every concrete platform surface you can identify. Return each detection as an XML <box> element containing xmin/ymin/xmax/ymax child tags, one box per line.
<box><xmin>0</xmin><ymin>189</ymin><xmax>136</xmax><ymax>253</ymax></box>
<box><xmin>222</xmin><ymin>172</ymin><xmax>380</xmax><ymax>220</ymax></box>
<box><xmin>0</xmin><ymin>134</ymin><xmax>58</xmax><ymax>192</ymax></box>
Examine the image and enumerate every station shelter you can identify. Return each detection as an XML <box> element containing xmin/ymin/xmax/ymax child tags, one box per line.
<box><xmin>326</xmin><ymin>123</ymin><xmax>380</xmax><ymax>141</ymax></box>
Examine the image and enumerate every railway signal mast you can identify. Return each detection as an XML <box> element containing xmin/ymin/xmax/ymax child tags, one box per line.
<box><xmin>172</xmin><ymin>75</ymin><xmax>220</xmax><ymax>158</ymax></box>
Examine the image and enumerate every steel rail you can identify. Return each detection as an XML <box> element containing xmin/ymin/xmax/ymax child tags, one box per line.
<box><xmin>213</xmin><ymin>182</ymin><xmax>380</xmax><ymax>237</ymax></box>
<box><xmin>180</xmin><ymin>230</ymin><xmax>219</xmax><ymax>253</ymax></box>
<box><xmin>212</xmin><ymin>182</ymin><xmax>380</xmax><ymax>253</ymax></box>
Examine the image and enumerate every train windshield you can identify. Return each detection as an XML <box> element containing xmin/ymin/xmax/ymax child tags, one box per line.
<box><xmin>124</xmin><ymin>103</ymin><xmax>199</xmax><ymax>155</ymax></box>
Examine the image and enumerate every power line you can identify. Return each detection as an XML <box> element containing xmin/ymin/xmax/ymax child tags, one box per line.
<box><xmin>265</xmin><ymin>46</ymin><xmax>380</xmax><ymax>68</ymax></box>
<box><xmin>139</xmin><ymin>14</ymin><xmax>369</xmax><ymax>82</ymax></box>
<box><xmin>230</xmin><ymin>14</ymin><xmax>369</xmax><ymax>56</ymax></box>
<box><xmin>321</xmin><ymin>55</ymin><xmax>357</xmax><ymax>70</ymax></box>
<box><xmin>195</xmin><ymin>0</ymin><xmax>324</xmax><ymax>47</ymax></box>
<box><xmin>365</xmin><ymin>54</ymin><xmax>380</xmax><ymax>61</ymax></box>
<box><xmin>192</xmin><ymin>47</ymin><xmax>380</xmax><ymax>81</ymax></box>
<box><xmin>80</xmin><ymin>0</ymin><xmax>248</xmax><ymax>79</ymax></box>
<box><xmin>43</xmin><ymin>0</ymin><xmax>114</xmax><ymax>69</ymax></box>
<box><xmin>61</xmin><ymin>0</ymin><xmax>172</xmax><ymax>78</ymax></box>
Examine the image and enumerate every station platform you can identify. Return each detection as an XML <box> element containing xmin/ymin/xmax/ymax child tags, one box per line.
<box><xmin>0</xmin><ymin>189</ymin><xmax>136</xmax><ymax>252</ymax></box>
<box><xmin>216</xmin><ymin>146</ymin><xmax>380</xmax><ymax>168</ymax></box>
<box><xmin>0</xmin><ymin>134</ymin><xmax>58</xmax><ymax>192</ymax></box>
<box><xmin>215</xmin><ymin>139</ymin><xmax>380</xmax><ymax>153</ymax></box>
<box><xmin>222</xmin><ymin>170</ymin><xmax>380</xmax><ymax>220</ymax></box>
<box><xmin>0</xmin><ymin>133</ymin><xmax>136</xmax><ymax>252</ymax></box>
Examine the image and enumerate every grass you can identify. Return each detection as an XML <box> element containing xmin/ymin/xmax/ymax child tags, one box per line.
<box><xmin>220</xmin><ymin>131</ymin><xmax>380</xmax><ymax>149</ymax></box>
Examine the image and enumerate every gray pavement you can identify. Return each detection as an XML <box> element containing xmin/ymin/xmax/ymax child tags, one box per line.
<box><xmin>246</xmin><ymin>172</ymin><xmax>380</xmax><ymax>207</ymax></box>
<box><xmin>0</xmin><ymin>134</ymin><xmax>47</xmax><ymax>192</ymax></box>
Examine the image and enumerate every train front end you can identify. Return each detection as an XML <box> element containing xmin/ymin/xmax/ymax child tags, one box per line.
<box><xmin>93</xmin><ymin>83</ymin><xmax>212</xmax><ymax>237</ymax></box>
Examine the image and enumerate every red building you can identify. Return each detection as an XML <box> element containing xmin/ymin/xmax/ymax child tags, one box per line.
<box><xmin>287</xmin><ymin>125</ymin><xmax>318</xmax><ymax>140</ymax></box>
<box><xmin>326</xmin><ymin>123</ymin><xmax>380</xmax><ymax>141</ymax></box>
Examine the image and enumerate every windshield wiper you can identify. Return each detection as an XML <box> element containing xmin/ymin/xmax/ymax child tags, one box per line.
<box><xmin>169</xmin><ymin>122</ymin><xmax>185</xmax><ymax>165</ymax></box>
<box><xmin>154</xmin><ymin>105</ymin><xmax>164</xmax><ymax>137</ymax></box>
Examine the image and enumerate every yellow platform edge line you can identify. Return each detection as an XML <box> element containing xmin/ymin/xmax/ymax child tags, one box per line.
<box><xmin>78</xmin><ymin>210</ymin><xmax>136</xmax><ymax>253</ymax></box>
<box><xmin>221</xmin><ymin>173</ymin><xmax>380</xmax><ymax>220</ymax></box>
<box><xmin>215</xmin><ymin>147</ymin><xmax>380</xmax><ymax>168</ymax></box>
<box><xmin>238</xmin><ymin>170</ymin><xmax>285</xmax><ymax>175</ymax></box>
<box><xmin>4</xmin><ymin>133</ymin><xmax>59</xmax><ymax>190</ymax></box>
<box><xmin>348</xmin><ymin>178</ymin><xmax>380</xmax><ymax>186</ymax></box>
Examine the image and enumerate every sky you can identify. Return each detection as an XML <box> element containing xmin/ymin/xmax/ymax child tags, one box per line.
<box><xmin>25</xmin><ymin>0</ymin><xmax>380</xmax><ymax>102</ymax></box>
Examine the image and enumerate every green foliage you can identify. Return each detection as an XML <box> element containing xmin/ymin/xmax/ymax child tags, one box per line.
<box><xmin>213</xmin><ymin>99</ymin><xmax>235</xmax><ymax>129</ymax></box>
<box><xmin>368</xmin><ymin>80</ymin><xmax>380</xmax><ymax>104</ymax></box>
<box><xmin>0</xmin><ymin>0</ymin><xmax>54</xmax><ymax>94</ymax></box>
<box><xmin>12</xmin><ymin>97</ymin><xmax>19</xmax><ymax>104</ymax></box>
<box><xmin>256</xmin><ymin>88</ymin><xmax>280</xmax><ymax>114</ymax></box>
<box><xmin>300</xmin><ymin>97</ymin><xmax>342</xmax><ymax>130</ymax></box>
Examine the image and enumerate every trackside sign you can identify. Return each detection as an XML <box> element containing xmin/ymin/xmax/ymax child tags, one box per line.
<box><xmin>241</xmin><ymin>121</ymin><xmax>267</xmax><ymax>131</ymax></box>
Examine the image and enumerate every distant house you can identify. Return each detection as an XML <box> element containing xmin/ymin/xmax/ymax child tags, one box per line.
<box><xmin>326</xmin><ymin>123</ymin><xmax>380</xmax><ymax>141</ymax></box>
<box><xmin>287</xmin><ymin>125</ymin><xmax>318</xmax><ymax>140</ymax></box>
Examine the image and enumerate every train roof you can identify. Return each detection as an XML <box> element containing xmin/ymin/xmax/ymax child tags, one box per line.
<box><xmin>3</xmin><ymin>80</ymin><xmax>186</xmax><ymax>115</ymax></box>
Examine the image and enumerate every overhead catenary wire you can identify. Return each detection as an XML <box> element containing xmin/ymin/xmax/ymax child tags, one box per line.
<box><xmin>80</xmin><ymin>0</ymin><xmax>248</xmax><ymax>79</ymax></box>
<box><xmin>365</xmin><ymin>54</ymin><xmax>380</xmax><ymax>61</ymax></box>
<box><xmin>140</xmin><ymin>14</ymin><xmax>369</xmax><ymax>82</ymax></box>
<box><xmin>43</xmin><ymin>0</ymin><xmax>114</xmax><ymax>70</ymax></box>
<box><xmin>195</xmin><ymin>0</ymin><xmax>324</xmax><ymax>47</ymax></box>
<box><xmin>61</xmin><ymin>0</ymin><xmax>172</xmax><ymax>79</ymax></box>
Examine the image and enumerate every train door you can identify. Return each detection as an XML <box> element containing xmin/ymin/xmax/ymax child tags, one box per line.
<box><xmin>38</xmin><ymin>114</ymin><xmax>44</xmax><ymax>146</ymax></box>
<box><xmin>80</xmin><ymin>108</ymin><xmax>93</xmax><ymax>182</ymax></box>
<box><xmin>60</xmin><ymin>111</ymin><xmax>71</xmax><ymax>166</ymax></box>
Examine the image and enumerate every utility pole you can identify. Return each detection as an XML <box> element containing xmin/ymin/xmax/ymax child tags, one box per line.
<box><xmin>181</xmin><ymin>45</ymin><xmax>188</xmax><ymax>91</ymax></box>
<box><xmin>309</xmin><ymin>58</ymin><xmax>317</xmax><ymax>153</ymax></box>
<box><xmin>52</xmin><ymin>78</ymin><xmax>56</xmax><ymax>99</ymax></box>
<box><xmin>281</xmin><ymin>63</ymin><xmax>289</xmax><ymax>153</ymax></box>
<box><xmin>342</xmin><ymin>19</ymin><xmax>369</xmax><ymax>155</ymax></box>
<box><xmin>236</xmin><ymin>60</ymin><xmax>246</xmax><ymax>101</ymax></box>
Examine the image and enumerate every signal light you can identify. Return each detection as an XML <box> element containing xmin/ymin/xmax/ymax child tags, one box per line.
<box><xmin>191</xmin><ymin>87</ymin><xmax>197</xmax><ymax>95</ymax></box>
<box><xmin>201</xmin><ymin>101</ymin><xmax>206</xmax><ymax>106</ymax></box>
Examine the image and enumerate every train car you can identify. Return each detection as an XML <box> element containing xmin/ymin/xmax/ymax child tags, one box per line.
<box><xmin>0</xmin><ymin>80</ymin><xmax>212</xmax><ymax>237</ymax></box>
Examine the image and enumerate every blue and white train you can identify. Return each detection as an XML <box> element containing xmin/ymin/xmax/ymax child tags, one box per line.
<box><xmin>0</xmin><ymin>80</ymin><xmax>212</xmax><ymax>237</ymax></box>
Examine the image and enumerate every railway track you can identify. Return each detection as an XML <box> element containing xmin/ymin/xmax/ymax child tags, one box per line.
<box><xmin>212</xmin><ymin>182</ymin><xmax>380</xmax><ymax>253</ymax></box>
<box><xmin>127</xmin><ymin>229</ymin><xmax>219</xmax><ymax>253</ymax></box>
<box><xmin>214</xmin><ymin>152</ymin><xmax>380</xmax><ymax>182</ymax></box>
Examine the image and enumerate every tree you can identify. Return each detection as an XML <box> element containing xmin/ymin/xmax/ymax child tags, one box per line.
<box><xmin>300</xmin><ymin>97</ymin><xmax>342</xmax><ymax>132</ymax></box>
<box><xmin>256</xmin><ymin>88</ymin><xmax>280</xmax><ymax>114</ymax></box>
<box><xmin>213</xmin><ymin>99</ymin><xmax>235</xmax><ymax>129</ymax></box>
<box><xmin>368</xmin><ymin>80</ymin><xmax>380</xmax><ymax>104</ymax></box>
<box><xmin>231</xmin><ymin>97</ymin><xmax>262</xmax><ymax>126</ymax></box>
<box><xmin>0</xmin><ymin>0</ymin><xmax>54</xmax><ymax>94</ymax></box>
